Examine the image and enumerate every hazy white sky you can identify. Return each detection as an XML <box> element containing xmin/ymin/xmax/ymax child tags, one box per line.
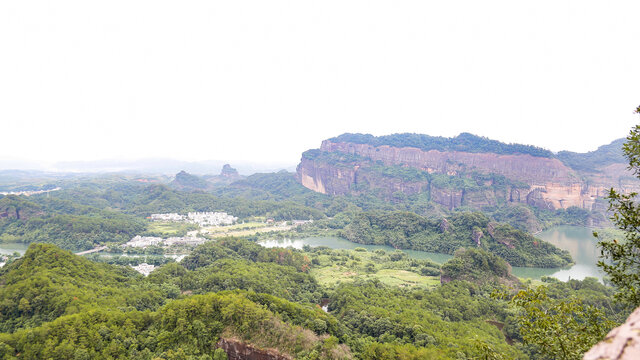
<box><xmin>1</xmin><ymin>1</ymin><xmax>639</xmax><ymax>167</ymax></box>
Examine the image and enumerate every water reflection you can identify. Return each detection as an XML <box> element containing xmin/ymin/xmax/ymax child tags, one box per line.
<box><xmin>259</xmin><ymin>226</ymin><xmax>605</xmax><ymax>281</ymax></box>
<box><xmin>0</xmin><ymin>243</ymin><xmax>28</xmax><ymax>256</ymax></box>
<box><xmin>0</xmin><ymin>226</ymin><xmax>605</xmax><ymax>281</ymax></box>
<box><xmin>512</xmin><ymin>226</ymin><xmax>604</xmax><ymax>281</ymax></box>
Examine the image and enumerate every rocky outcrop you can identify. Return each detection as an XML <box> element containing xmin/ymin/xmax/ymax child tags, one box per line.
<box><xmin>217</xmin><ymin>338</ymin><xmax>292</xmax><ymax>360</ymax></box>
<box><xmin>472</xmin><ymin>228</ymin><xmax>483</xmax><ymax>246</ymax></box>
<box><xmin>0</xmin><ymin>195</ymin><xmax>43</xmax><ymax>220</ymax></box>
<box><xmin>583</xmin><ymin>306</ymin><xmax>640</xmax><ymax>360</ymax></box>
<box><xmin>430</xmin><ymin>185</ymin><xmax>463</xmax><ymax>210</ymax></box>
<box><xmin>220</xmin><ymin>164</ymin><xmax>240</xmax><ymax>179</ymax></box>
<box><xmin>296</xmin><ymin>137</ymin><xmax>640</xmax><ymax>211</ymax></box>
<box><xmin>321</xmin><ymin>140</ymin><xmax>576</xmax><ymax>184</ymax></box>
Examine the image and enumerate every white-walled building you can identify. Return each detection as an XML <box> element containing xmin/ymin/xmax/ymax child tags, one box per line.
<box><xmin>186</xmin><ymin>212</ymin><xmax>237</xmax><ymax>226</ymax></box>
<box><xmin>149</xmin><ymin>212</ymin><xmax>237</xmax><ymax>226</ymax></box>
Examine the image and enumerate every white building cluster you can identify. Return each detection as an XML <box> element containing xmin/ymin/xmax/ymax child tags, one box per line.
<box><xmin>131</xmin><ymin>263</ymin><xmax>156</xmax><ymax>276</ymax></box>
<box><xmin>123</xmin><ymin>236</ymin><xmax>164</xmax><ymax>248</ymax></box>
<box><xmin>0</xmin><ymin>187</ymin><xmax>61</xmax><ymax>197</ymax></box>
<box><xmin>149</xmin><ymin>212</ymin><xmax>237</xmax><ymax>226</ymax></box>
<box><xmin>123</xmin><ymin>235</ymin><xmax>207</xmax><ymax>249</ymax></box>
<box><xmin>186</xmin><ymin>212</ymin><xmax>237</xmax><ymax>226</ymax></box>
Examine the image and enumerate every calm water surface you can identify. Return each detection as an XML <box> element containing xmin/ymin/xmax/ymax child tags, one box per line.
<box><xmin>0</xmin><ymin>242</ymin><xmax>28</xmax><ymax>256</ymax></box>
<box><xmin>258</xmin><ymin>237</ymin><xmax>453</xmax><ymax>264</ymax></box>
<box><xmin>0</xmin><ymin>226</ymin><xmax>602</xmax><ymax>280</ymax></box>
<box><xmin>511</xmin><ymin>226</ymin><xmax>603</xmax><ymax>281</ymax></box>
<box><xmin>259</xmin><ymin>225</ymin><xmax>604</xmax><ymax>281</ymax></box>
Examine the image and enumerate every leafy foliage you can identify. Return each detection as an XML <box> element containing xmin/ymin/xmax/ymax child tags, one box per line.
<box><xmin>150</xmin><ymin>238</ymin><xmax>321</xmax><ymax>303</ymax></box>
<box><xmin>507</xmin><ymin>286</ymin><xmax>615</xmax><ymax>360</ymax></box>
<box><xmin>0</xmin><ymin>244</ymin><xmax>166</xmax><ymax>332</ymax></box>
<box><xmin>557</xmin><ymin>138</ymin><xmax>627</xmax><ymax>172</ymax></box>
<box><xmin>329</xmin><ymin>132</ymin><xmax>554</xmax><ymax>158</ymax></box>
<box><xmin>0</xmin><ymin>291</ymin><xmax>351</xmax><ymax>360</ymax></box>
<box><xmin>330</xmin><ymin>280</ymin><xmax>525</xmax><ymax>359</ymax></box>
<box><xmin>441</xmin><ymin>248</ymin><xmax>518</xmax><ymax>287</ymax></box>
<box><xmin>341</xmin><ymin>210</ymin><xmax>572</xmax><ymax>267</ymax></box>
<box><xmin>170</xmin><ymin>170</ymin><xmax>211</xmax><ymax>191</ymax></box>
<box><xmin>597</xmin><ymin>110</ymin><xmax>640</xmax><ymax>307</ymax></box>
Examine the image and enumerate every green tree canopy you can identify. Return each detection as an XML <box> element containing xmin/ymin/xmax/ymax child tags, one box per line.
<box><xmin>597</xmin><ymin>105</ymin><xmax>640</xmax><ymax>307</ymax></box>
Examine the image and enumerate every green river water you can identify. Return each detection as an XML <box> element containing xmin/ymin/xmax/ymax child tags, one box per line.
<box><xmin>259</xmin><ymin>225</ymin><xmax>604</xmax><ymax>281</ymax></box>
<box><xmin>0</xmin><ymin>242</ymin><xmax>28</xmax><ymax>256</ymax></box>
<box><xmin>0</xmin><ymin>226</ymin><xmax>603</xmax><ymax>280</ymax></box>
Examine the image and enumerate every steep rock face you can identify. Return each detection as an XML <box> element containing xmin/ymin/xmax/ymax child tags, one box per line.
<box><xmin>321</xmin><ymin>140</ymin><xmax>575</xmax><ymax>184</ymax></box>
<box><xmin>430</xmin><ymin>185</ymin><xmax>463</xmax><ymax>210</ymax></box>
<box><xmin>0</xmin><ymin>195</ymin><xmax>43</xmax><ymax>220</ymax></box>
<box><xmin>297</xmin><ymin>158</ymin><xmax>350</xmax><ymax>195</ymax></box>
<box><xmin>583</xmin><ymin>306</ymin><xmax>640</xmax><ymax>360</ymax></box>
<box><xmin>297</xmin><ymin>138</ymin><xmax>640</xmax><ymax>211</ymax></box>
<box><xmin>220</xmin><ymin>164</ymin><xmax>240</xmax><ymax>179</ymax></box>
<box><xmin>217</xmin><ymin>338</ymin><xmax>292</xmax><ymax>360</ymax></box>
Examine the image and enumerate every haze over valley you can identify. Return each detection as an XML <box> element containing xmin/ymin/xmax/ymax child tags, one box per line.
<box><xmin>3</xmin><ymin>1</ymin><xmax>640</xmax><ymax>359</ymax></box>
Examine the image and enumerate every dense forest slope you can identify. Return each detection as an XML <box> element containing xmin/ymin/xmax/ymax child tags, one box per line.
<box><xmin>340</xmin><ymin>211</ymin><xmax>571</xmax><ymax>267</ymax></box>
<box><xmin>0</xmin><ymin>244</ymin><xmax>166</xmax><ymax>332</ymax></box>
<box><xmin>0</xmin><ymin>239</ymin><xmax>549</xmax><ymax>359</ymax></box>
<box><xmin>297</xmin><ymin>133</ymin><xmax>640</xmax><ymax>216</ymax></box>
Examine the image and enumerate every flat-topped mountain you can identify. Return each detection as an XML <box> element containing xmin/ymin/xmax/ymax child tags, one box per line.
<box><xmin>296</xmin><ymin>133</ymin><xmax>640</xmax><ymax>214</ymax></box>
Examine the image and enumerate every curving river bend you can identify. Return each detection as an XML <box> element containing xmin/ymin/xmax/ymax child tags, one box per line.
<box><xmin>0</xmin><ymin>226</ymin><xmax>604</xmax><ymax>281</ymax></box>
<box><xmin>259</xmin><ymin>225</ymin><xmax>605</xmax><ymax>281</ymax></box>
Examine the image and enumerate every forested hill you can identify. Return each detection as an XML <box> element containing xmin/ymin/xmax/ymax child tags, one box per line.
<box><xmin>557</xmin><ymin>138</ymin><xmax>627</xmax><ymax>171</ymax></box>
<box><xmin>328</xmin><ymin>132</ymin><xmax>627</xmax><ymax>167</ymax></box>
<box><xmin>329</xmin><ymin>133</ymin><xmax>555</xmax><ymax>158</ymax></box>
<box><xmin>0</xmin><ymin>243</ymin><xmax>167</xmax><ymax>332</ymax></box>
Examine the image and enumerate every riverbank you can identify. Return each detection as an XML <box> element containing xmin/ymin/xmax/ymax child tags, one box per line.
<box><xmin>258</xmin><ymin>225</ymin><xmax>605</xmax><ymax>281</ymax></box>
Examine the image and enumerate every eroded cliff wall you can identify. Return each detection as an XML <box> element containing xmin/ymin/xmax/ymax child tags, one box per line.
<box><xmin>321</xmin><ymin>140</ymin><xmax>576</xmax><ymax>184</ymax></box>
<box><xmin>296</xmin><ymin>139</ymin><xmax>639</xmax><ymax>211</ymax></box>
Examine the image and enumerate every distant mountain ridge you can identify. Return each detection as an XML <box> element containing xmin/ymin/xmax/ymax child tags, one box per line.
<box><xmin>557</xmin><ymin>138</ymin><xmax>627</xmax><ymax>172</ymax></box>
<box><xmin>0</xmin><ymin>158</ymin><xmax>296</xmax><ymax>176</ymax></box>
<box><xmin>296</xmin><ymin>132</ymin><xmax>639</xmax><ymax>217</ymax></box>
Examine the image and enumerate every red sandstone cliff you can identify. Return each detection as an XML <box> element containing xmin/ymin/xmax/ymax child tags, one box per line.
<box><xmin>216</xmin><ymin>338</ymin><xmax>292</xmax><ymax>360</ymax></box>
<box><xmin>296</xmin><ymin>139</ymin><xmax>640</xmax><ymax>212</ymax></box>
<box><xmin>321</xmin><ymin>140</ymin><xmax>577</xmax><ymax>184</ymax></box>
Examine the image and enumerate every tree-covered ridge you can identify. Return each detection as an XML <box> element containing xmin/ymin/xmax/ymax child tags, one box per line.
<box><xmin>0</xmin><ymin>182</ymin><xmax>330</xmax><ymax>252</ymax></box>
<box><xmin>301</xmin><ymin>148</ymin><xmax>369</xmax><ymax>165</ymax></box>
<box><xmin>0</xmin><ymin>172</ymin><xmax>595</xmax><ymax>253</ymax></box>
<box><xmin>216</xmin><ymin>170</ymin><xmax>328</xmax><ymax>203</ymax></box>
<box><xmin>170</xmin><ymin>170</ymin><xmax>211</xmax><ymax>191</ymax></box>
<box><xmin>441</xmin><ymin>248</ymin><xmax>519</xmax><ymax>287</ymax></box>
<box><xmin>329</xmin><ymin>132</ymin><xmax>554</xmax><ymax>158</ymax></box>
<box><xmin>0</xmin><ymin>196</ymin><xmax>147</xmax><ymax>251</ymax></box>
<box><xmin>0</xmin><ymin>237</ymin><xmax>628</xmax><ymax>359</ymax></box>
<box><xmin>341</xmin><ymin>211</ymin><xmax>572</xmax><ymax>267</ymax></box>
<box><xmin>557</xmin><ymin>138</ymin><xmax>627</xmax><ymax>171</ymax></box>
<box><xmin>0</xmin><ymin>291</ymin><xmax>352</xmax><ymax>360</ymax></box>
<box><xmin>0</xmin><ymin>195</ymin><xmax>43</xmax><ymax>220</ymax></box>
<box><xmin>156</xmin><ymin>238</ymin><xmax>321</xmax><ymax>303</ymax></box>
<box><xmin>329</xmin><ymin>280</ymin><xmax>524</xmax><ymax>359</ymax></box>
<box><xmin>181</xmin><ymin>237</ymin><xmax>311</xmax><ymax>272</ymax></box>
<box><xmin>52</xmin><ymin>183</ymin><xmax>326</xmax><ymax>221</ymax></box>
<box><xmin>0</xmin><ymin>243</ymin><xmax>167</xmax><ymax>333</ymax></box>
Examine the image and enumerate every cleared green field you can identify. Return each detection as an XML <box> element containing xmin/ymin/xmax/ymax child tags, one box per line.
<box><xmin>310</xmin><ymin>264</ymin><xmax>439</xmax><ymax>289</ymax></box>
<box><xmin>211</xmin><ymin>222</ymin><xmax>267</xmax><ymax>231</ymax></box>
<box><xmin>146</xmin><ymin>222</ymin><xmax>196</xmax><ymax>236</ymax></box>
<box><xmin>306</xmin><ymin>248</ymin><xmax>441</xmax><ymax>289</ymax></box>
<box><xmin>203</xmin><ymin>222</ymin><xmax>295</xmax><ymax>238</ymax></box>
